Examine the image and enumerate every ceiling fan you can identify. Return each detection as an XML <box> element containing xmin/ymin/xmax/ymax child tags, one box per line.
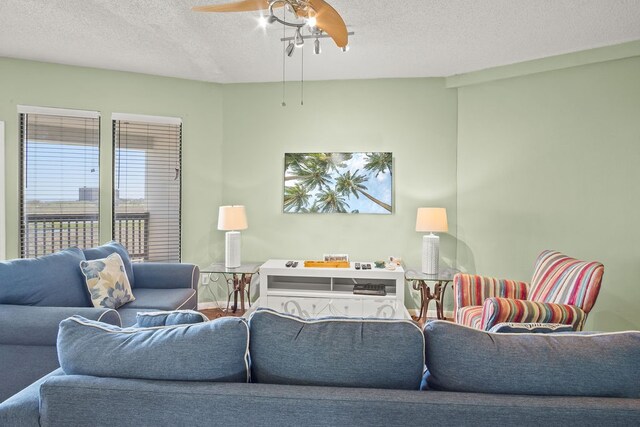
<box><xmin>193</xmin><ymin>0</ymin><xmax>349</xmax><ymax>50</ymax></box>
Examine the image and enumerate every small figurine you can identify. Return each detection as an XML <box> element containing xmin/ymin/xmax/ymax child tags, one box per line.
<box><xmin>389</xmin><ymin>256</ymin><xmax>402</xmax><ymax>266</ymax></box>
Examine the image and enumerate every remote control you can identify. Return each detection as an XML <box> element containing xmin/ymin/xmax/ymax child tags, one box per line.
<box><xmin>292</xmin><ymin>261</ymin><xmax>298</xmax><ymax>268</ymax></box>
<box><xmin>355</xmin><ymin>262</ymin><xmax>361</xmax><ymax>270</ymax></box>
<box><xmin>285</xmin><ymin>261</ymin><xmax>293</xmax><ymax>267</ymax></box>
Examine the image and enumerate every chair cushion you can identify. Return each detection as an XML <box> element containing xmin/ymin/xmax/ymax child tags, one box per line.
<box><xmin>135</xmin><ymin>310</ymin><xmax>208</xmax><ymax>327</ymax></box>
<box><xmin>423</xmin><ymin>320</ymin><xmax>640</xmax><ymax>397</ymax></box>
<box><xmin>455</xmin><ymin>305</ymin><xmax>483</xmax><ymax>329</ymax></box>
<box><xmin>248</xmin><ymin>308</ymin><xmax>425</xmax><ymax>390</ymax></box>
<box><xmin>489</xmin><ymin>322</ymin><xmax>574</xmax><ymax>333</ymax></box>
<box><xmin>119</xmin><ymin>288</ymin><xmax>196</xmax><ymax>310</ymax></box>
<box><xmin>83</xmin><ymin>241</ymin><xmax>135</xmax><ymax>288</ymax></box>
<box><xmin>57</xmin><ymin>316</ymin><xmax>249</xmax><ymax>382</ymax></box>
<box><xmin>528</xmin><ymin>250</ymin><xmax>604</xmax><ymax>312</ymax></box>
<box><xmin>80</xmin><ymin>253</ymin><xmax>135</xmax><ymax>309</ymax></box>
<box><xmin>0</xmin><ymin>247</ymin><xmax>90</xmax><ymax>307</ymax></box>
<box><xmin>481</xmin><ymin>298</ymin><xmax>586</xmax><ymax>331</ymax></box>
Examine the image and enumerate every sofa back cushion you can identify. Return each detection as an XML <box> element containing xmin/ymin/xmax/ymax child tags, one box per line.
<box><xmin>134</xmin><ymin>310</ymin><xmax>208</xmax><ymax>327</ymax></box>
<box><xmin>0</xmin><ymin>247</ymin><xmax>90</xmax><ymax>307</ymax></box>
<box><xmin>83</xmin><ymin>241</ymin><xmax>135</xmax><ymax>288</ymax></box>
<box><xmin>58</xmin><ymin>316</ymin><xmax>249</xmax><ymax>382</ymax></box>
<box><xmin>249</xmin><ymin>308</ymin><xmax>425</xmax><ymax>390</ymax></box>
<box><xmin>424</xmin><ymin>320</ymin><xmax>640</xmax><ymax>397</ymax></box>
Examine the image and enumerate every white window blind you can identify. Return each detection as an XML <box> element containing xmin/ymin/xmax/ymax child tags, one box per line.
<box><xmin>113</xmin><ymin>117</ymin><xmax>182</xmax><ymax>263</ymax></box>
<box><xmin>19</xmin><ymin>109</ymin><xmax>100</xmax><ymax>258</ymax></box>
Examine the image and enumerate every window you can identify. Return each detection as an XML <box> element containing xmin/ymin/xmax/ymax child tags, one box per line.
<box><xmin>19</xmin><ymin>106</ymin><xmax>101</xmax><ymax>258</ymax></box>
<box><xmin>112</xmin><ymin>114</ymin><xmax>182</xmax><ymax>262</ymax></box>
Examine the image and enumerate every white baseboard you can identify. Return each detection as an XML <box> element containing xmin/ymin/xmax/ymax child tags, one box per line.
<box><xmin>200</xmin><ymin>302</ymin><xmax>453</xmax><ymax>320</ymax></box>
<box><xmin>408</xmin><ymin>308</ymin><xmax>454</xmax><ymax>320</ymax></box>
<box><xmin>198</xmin><ymin>301</ymin><xmax>230</xmax><ymax>310</ymax></box>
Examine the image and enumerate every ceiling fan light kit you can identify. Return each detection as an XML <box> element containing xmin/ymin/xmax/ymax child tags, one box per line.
<box><xmin>193</xmin><ymin>0</ymin><xmax>350</xmax><ymax>105</ymax></box>
<box><xmin>193</xmin><ymin>0</ymin><xmax>350</xmax><ymax>51</ymax></box>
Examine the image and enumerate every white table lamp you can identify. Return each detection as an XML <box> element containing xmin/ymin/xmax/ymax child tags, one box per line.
<box><xmin>416</xmin><ymin>207</ymin><xmax>448</xmax><ymax>275</ymax></box>
<box><xmin>218</xmin><ymin>205</ymin><xmax>248</xmax><ymax>268</ymax></box>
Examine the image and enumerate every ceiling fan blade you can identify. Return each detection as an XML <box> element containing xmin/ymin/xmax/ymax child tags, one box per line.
<box><xmin>308</xmin><ymin>0</ymin><xmax>348</xmax><ymax>48</ymax></box>
<box><xmin>192</xmin><ymin>0</ymin><xmax>270</xmax><ymax>13</ymax></box>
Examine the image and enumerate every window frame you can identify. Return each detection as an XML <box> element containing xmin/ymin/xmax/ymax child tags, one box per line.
<box><xmin>111</xmin><ymin>113</ymin><xmax>183</xmax><ymax>263</ymax></box>
<box><xmin>17</xmin><ymin>105</ymin><xmax>101</xmax><ymax>259</ymax></box>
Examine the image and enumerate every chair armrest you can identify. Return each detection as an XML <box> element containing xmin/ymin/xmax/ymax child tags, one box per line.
<box><xmin>454</xmin><ymin>273</ymin><xmax>529</xmax><ymax>311</ymax></box>
<box><xmin>0</xmin><ymin>305</ymin><xmax>121</xmax><ymax>346</ymax></box>
<box><xmin>132</xmin><ymin>263</ymin><xmax>199</xmax><ymax>289</ymax></box>
<box><xmin>480</xmin><ymin>298</ymin><xmax>587</xmax><ymax>331</ymax></box>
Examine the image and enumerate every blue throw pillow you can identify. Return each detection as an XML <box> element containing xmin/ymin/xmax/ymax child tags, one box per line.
<box><xmin>83</xmin><ymin>241</ymin><xmax>135</xmax><ymax>287</ymax></box>
<box><xmin>423</xmin><ymin>320</ymin><xmax>640</xmax><ymax>397</ymax></box>
<box><xmin>0</xmin><ymin>247</ymin><xmax>91</xmax><ymax>307</ymax></box>
<box><xmin>58</xmin><ymin>316</ymin><xmax>249</xmax><ymax>382</ymax></box>
<box><xmin>489</xmin><ymin>322</ymin><xmax>574</xmax><ymax>333</ymax></box>
<box><xmin>135</xmin><ymin>310</ymin><xmax>208</xmax><ymax>327</ymax></box>
<box><xmin>248</xmin><ymin>308</ymin><xmax>425</xmax><ymax>390</ymax></box>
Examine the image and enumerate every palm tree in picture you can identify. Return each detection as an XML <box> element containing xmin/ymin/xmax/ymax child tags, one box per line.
<box><xmin>335</xmin><ymin>170</ymin><xmax>392</xmax><ymax>213</ymax></box>
<box><xmin>284</xmin><ymin>162</ymin><xmax>332</xmax><ymax>191</ymax></box>
<box><xmin>283</xmin><ymin>184</ymin><xmax>311</xmax><ymax>212</ymax></box>
<box><xmin>306</xmin><ymin>152</ymin><xmax>353</xmax><ymax>173</ymax></box>
<box><xmin>284</xmin><ymin>153</ymin><xmax>306</xmax><ymax>172</ymax></box>
<box><xmin>315</xmin><ymin>188</ymin><xmax>349</xmax><ymax>213</ymax></box>
<box><xmin>364</xmin><ymin>152</ymin><xmax>392</xmax><ymax>177</ymax></box>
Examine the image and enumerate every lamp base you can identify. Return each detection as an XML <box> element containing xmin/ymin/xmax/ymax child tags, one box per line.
<box><xmin>225</xmin><ymin>231</ymin><xmax>241</xmax><ymax>268</ymax></box>
<box><xmin>422</xmin><ymin>233</ymin><xmax>439</xmax><ymax>275</ymax></box>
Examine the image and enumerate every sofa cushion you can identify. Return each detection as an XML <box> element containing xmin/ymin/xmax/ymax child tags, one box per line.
<box><xmin>83</xmin><ymin>241</ymin><xmax>135</xmax><ymax>287</ymax></box>
<box><xmin>249</xmin><ymin>308</ymin><xmax>425</xmax><ymax>390</ymax></box>
<box><xmin>423</xmin><ymin>320</ymin><xmax>640</xmax><ymax>397</ymax></box>
<box><xmin>120</xmin><ymin>288</ymin><xmax>196</xmax><ymax>311</ymax></box>
<box><xmin>489</xmin><ymin>322</ymin><xmax>574</xmax><ymax>333</ymax></box>
<box><xmin>0</xmin><ymin>247</ymin><xmax>90</xmax><ymax>307</ymax></box>
<box><xmin>57</xmin><ymin>316</ymin><xmax>249</xmax><ymax>382</ymax></box>
<box><xmin>80</xmin><ymin>253</ymin><xmax>135</xmax><ymax>309</ymax></box>
<box><xmin>135</xmin><ymin>310</ymin><xmax>208</xmax><ymax>327</ymax></box>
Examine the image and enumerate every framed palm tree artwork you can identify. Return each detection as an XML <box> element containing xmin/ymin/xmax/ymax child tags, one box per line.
<box><xmin>283</xmin><ymin>152</ymin><xmax>393</xmax><ymax>214</ymax></box>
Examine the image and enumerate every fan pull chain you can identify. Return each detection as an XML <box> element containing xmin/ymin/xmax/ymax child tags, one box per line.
<box><xmin>281</xmin><ymin>7</ymin><xmax>286</xmax><ymax>107</ymax></box>
<box><xmin>300</xmin><ymin>45</ymin><xmax>304</xmax><ymax>106</ymax></box>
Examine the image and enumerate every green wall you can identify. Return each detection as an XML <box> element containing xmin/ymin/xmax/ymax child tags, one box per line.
<box><xmin>456</xmin><ymin>55</ymin><xmax>640</xmax><ymax>331</ymax></box>
<box><xmin>220</xmin><ymin>80</ymin><xmax>459</xmax><ymax>309</ymax></box>
<box><xmin>2</xmin><ymin>46</ymin><xmax>640</xmax><ymax>329</ymax></box>
<box><xmin>0</xmin><ymin>58</ymin><xmax>224</xmax><ymax>267</ymax></box>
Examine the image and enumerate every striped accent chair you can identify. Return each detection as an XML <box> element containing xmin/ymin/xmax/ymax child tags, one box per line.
<box><xmin>454</xmin><ymin>250</ymin><xmax>604</xmax><ymax>331</ymax></box>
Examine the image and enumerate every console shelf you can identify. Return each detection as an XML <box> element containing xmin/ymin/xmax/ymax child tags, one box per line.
<box><xmin>258</xmin><ymin>259</ymin><xmax>408</xmax><ymax>319</ymax></box>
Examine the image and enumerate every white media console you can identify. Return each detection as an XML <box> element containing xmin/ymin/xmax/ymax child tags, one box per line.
<box><xmin>258</xmin><ymin>259</ymin><xmax>408</xmax><ymax>319</ymax></box>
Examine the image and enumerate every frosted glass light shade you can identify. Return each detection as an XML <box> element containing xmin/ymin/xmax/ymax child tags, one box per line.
<box><xmin>415</xmin><ymin>208</ymin><xmax>448</xmax><ymax>233</ymax></box>
<box><xmin>218</xmin><ymin>205</ymin><xmax>248</xmax><ymax>231</ymax></box>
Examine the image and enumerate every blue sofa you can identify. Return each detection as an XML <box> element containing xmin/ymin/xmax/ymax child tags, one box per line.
<box><xmin>1</xmin><ymin>310</ymin><xmax>639</xmax><ymax>426</ymax></box>
<box><xmin>0</xmin><ymin>242</ymin><xmax>199</xmax><ymax>403</ymax></box>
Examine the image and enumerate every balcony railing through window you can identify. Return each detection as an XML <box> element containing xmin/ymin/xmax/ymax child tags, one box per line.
<box><xmin>22</xmin><ymin>212</ymin><xmax>149</xmax><ymax>260</ymax></box>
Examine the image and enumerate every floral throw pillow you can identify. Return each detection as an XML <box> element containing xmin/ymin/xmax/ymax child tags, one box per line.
<box><xmin>80</xmin><ymin>253</ymin><xmax>135</xmax><ymax>309</ymax></box>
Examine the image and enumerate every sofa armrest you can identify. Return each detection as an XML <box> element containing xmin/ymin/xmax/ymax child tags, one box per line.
<box><xmin>0</xmin><ymin>368</ymin><xmax>65</xmax><ymax>425</ymax></box>
<box><xmin>454</xmin><ymin>273</ymin><xmax>529</xmax><ymax>312</ymax></box>
<box><xmin>132</xmin><ymin>263</ymin><xmax>199</xmax><ymax>290</ymax></box>
<box><xmin>480</xmin><ymin>298</ymin><xmax>587</xmax><ymax>331</ymax></box>
<box><xmin>0</xmin><ymin>305</ymin><xmax>121</xmax><ymax>346</ymax></box>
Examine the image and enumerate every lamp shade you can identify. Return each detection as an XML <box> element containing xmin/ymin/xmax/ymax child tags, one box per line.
<box><xmin>415</xmin><ymin>207</ymin><xmax>448</xmax><ymax>233</ymax></box>
<box><xmin>217</xmin><ymin>205</ymin><xmax>248</xmax><ymax>231</ymax></box>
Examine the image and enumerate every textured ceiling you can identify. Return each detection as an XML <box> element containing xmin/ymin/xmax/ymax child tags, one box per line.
<box><xmin>1</xmin><ymin>0</ymin><xmax>639</xmax><ymax>83</ymax></box>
